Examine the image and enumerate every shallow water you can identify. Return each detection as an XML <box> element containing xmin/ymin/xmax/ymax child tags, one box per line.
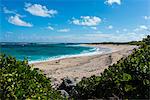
<box><xmin>0</xmin><ymin>43</ymin><xmax>110</xmax><ymax>62</ymax></box>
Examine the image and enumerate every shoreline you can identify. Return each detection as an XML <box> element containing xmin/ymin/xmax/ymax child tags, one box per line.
<box><xmin>29</xmin><ymin>45</ymin><xmax>110</xmax><ymax>64</ymax></box>
<box><xmin>31</xmin><ymin>44</ymin><xmax>138</xmax><ymax>86</ymax></box>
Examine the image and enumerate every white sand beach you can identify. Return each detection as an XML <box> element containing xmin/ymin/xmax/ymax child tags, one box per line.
<box><xmin>31</xmin><ymin>44</ymin><xmax>138</xmax><ymax>86</ymax></box>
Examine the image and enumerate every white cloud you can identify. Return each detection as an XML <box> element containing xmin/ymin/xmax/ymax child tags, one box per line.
<box><xmin>107</xmin><ymin>25</ymin><xmax>113</xmax><ymax>29</ymax></box>
<box><xmin>47</xmin><ymin>26</ymin><xmax>54</xmax><ymax>30</ymax></box>
<box><xmin>95</xmin><ymin>31</ymin><xmax>102</xmax><ymax>33</ymax></box>
<box><xmin>82</xmin><ymin>31</ymin><xmax>147</xmax><ymax>42</ymax></box>
<box><xmin>3</xmin><ymin>7</ymin><xmax>16</xmax><ymax>14</ymax></box>
<box><xmin>14</xmin><ymin>31</ymin><xmax>148</xmax><ymax>43</ymax></box>
<box><xmin>105</xmin><ymin>0</ymin><xmax>121</xmax><ymax>5</ymax></box>
<box><xmin>134</xmin><ymin>25</ymin><xmax>148</xmax><ymax>32</ymax></box>
<box><xmin>26</xmin><ymin>31</ymin><xmax>148</xmax><ymax>43</ymax></box>
<box><xmin>133</xmin><ymin>28</ymin><xmax>139</xmax><ymax>32</ymax></box>
<box><xmin>72</xmin><ymin>16</ymin><xmax>102</xmax><ymax>26</ymax></box>
<box><xmin>144</xmin><ymin>16</ymin><xmax>150</xmax><ymax>20</ymax></box>
<box><xmin>91</xmin><ymin>27</ymin><xmax>97</xmax><ymax>30</ymax></box>
<box><xmin>123</xmin><ymin>28</ymin><xmax>127</xmax><ymax>32</ymax></box>
<box><xmin>116</xmin><ymin>30</ymin><xmax>120</xmax><ymax>33</ymax></box>
<box><xmin>8</xmin><ymin>15</ymin><xmax>33</xmax><ymax>27</ymax></box>
<box><xmin>57</xmin><ymin>29</ymin><xmax>70</xmax><ymax>32</ymax></box>
<box><xmin>25</xmin><ymin>3</ymin><xmax>57</xmax><ymax>17</ymax></box>
<box><xmin>3</xmin><ymin>7</ymin><xmax>24</xmax><ymax>17</ymax></box>
<box><xmin>112</xmin><ymin>32</ymin><xmax>146</xmax><ymax>42</ymax></box>
<box><xmin>85</xmin><ymin>33</ymin><xmax>111</xmax><ymax>38</ymax></box>
<box><xmin>140</xmin><ymin>25</ymin><xmax>148</xmax><ymax>30</ymax></box>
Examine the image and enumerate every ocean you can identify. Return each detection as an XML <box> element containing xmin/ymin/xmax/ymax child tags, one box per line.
<box><xmin>0</xmin><ymin>43</ymin><xmax>110</xmax><ymax>63</ymax></box>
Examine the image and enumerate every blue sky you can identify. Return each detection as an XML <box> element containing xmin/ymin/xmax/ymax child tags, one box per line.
<box><xmin>0</xmin><ymin>0</ymin><xmax>150</xmax><ymax>43</ymax></box>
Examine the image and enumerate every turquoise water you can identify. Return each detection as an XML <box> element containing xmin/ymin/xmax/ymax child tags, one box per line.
<box><xmin>0</xmin><ymin>43</ymin><xmax>110</xmax><ymax>63</ymax></box>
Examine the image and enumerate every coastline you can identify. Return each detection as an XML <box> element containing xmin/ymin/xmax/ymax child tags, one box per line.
<box><xmin>29</xmin><ymin>44</ymin><xmax>110</xmax><ymax>64</ymax></box>
<box><xmin>31</xmin><ymin>44</ymin><xmax>138</xmax><ymax>85</ymax></box>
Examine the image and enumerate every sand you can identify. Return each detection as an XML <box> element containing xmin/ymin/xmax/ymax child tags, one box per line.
<box><xmin>31</xmin><ymin>44</ymin><xmax>138</xmax><ymax>86</ymax></box>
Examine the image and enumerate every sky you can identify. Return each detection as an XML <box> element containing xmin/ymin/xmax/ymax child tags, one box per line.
<box><xmin>0</xmin><ymin>0</ymin><xmax>150</xmax><ymax>43</ymax></box>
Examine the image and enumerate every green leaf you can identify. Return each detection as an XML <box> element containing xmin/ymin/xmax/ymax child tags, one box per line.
<box><xmin>123</xmin><ymin>73</ymin><xmax>132</xmax><ymax>81</ymax></box>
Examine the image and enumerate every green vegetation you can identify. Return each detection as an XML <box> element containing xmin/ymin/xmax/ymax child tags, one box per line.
<box><xmin>0</xmin><ymin>35</ymin><xmax>150</xmax><ymax>99</ymax></box>
<box><xmin>0</xmin><ymin>55</ymin><xmax>63</xmax><ymax>99</ymax></box>
<box><xmin>130</xmin><ymin>35</ymin><xmax>150</xmax><ymax>45</ymax></box>
<box><xmin>73</xmin><ymin>35</ymin><xmax>150</xmax><ymax>99</ymax></box>
<box><xmin>143</xmin><ymin>35</ymin><xmax>150</xmax><ymax>45</ymax></box>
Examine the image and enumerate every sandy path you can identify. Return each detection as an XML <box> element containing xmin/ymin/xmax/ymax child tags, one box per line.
<box><xmin>31</xmin><ymin>44</ymin><xmax>137</xmax><ymax>85</ymax></box>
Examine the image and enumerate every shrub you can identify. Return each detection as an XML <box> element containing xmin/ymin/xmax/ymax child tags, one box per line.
<box><xmin>0</xmin><ymin>54</ymin><xmax>63</xmax><ymax>99</ymax></box>
<box><xmin>74</xmin><ymin>42</ymin><xmax>150</xmax><ymax>99</ymax></box>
